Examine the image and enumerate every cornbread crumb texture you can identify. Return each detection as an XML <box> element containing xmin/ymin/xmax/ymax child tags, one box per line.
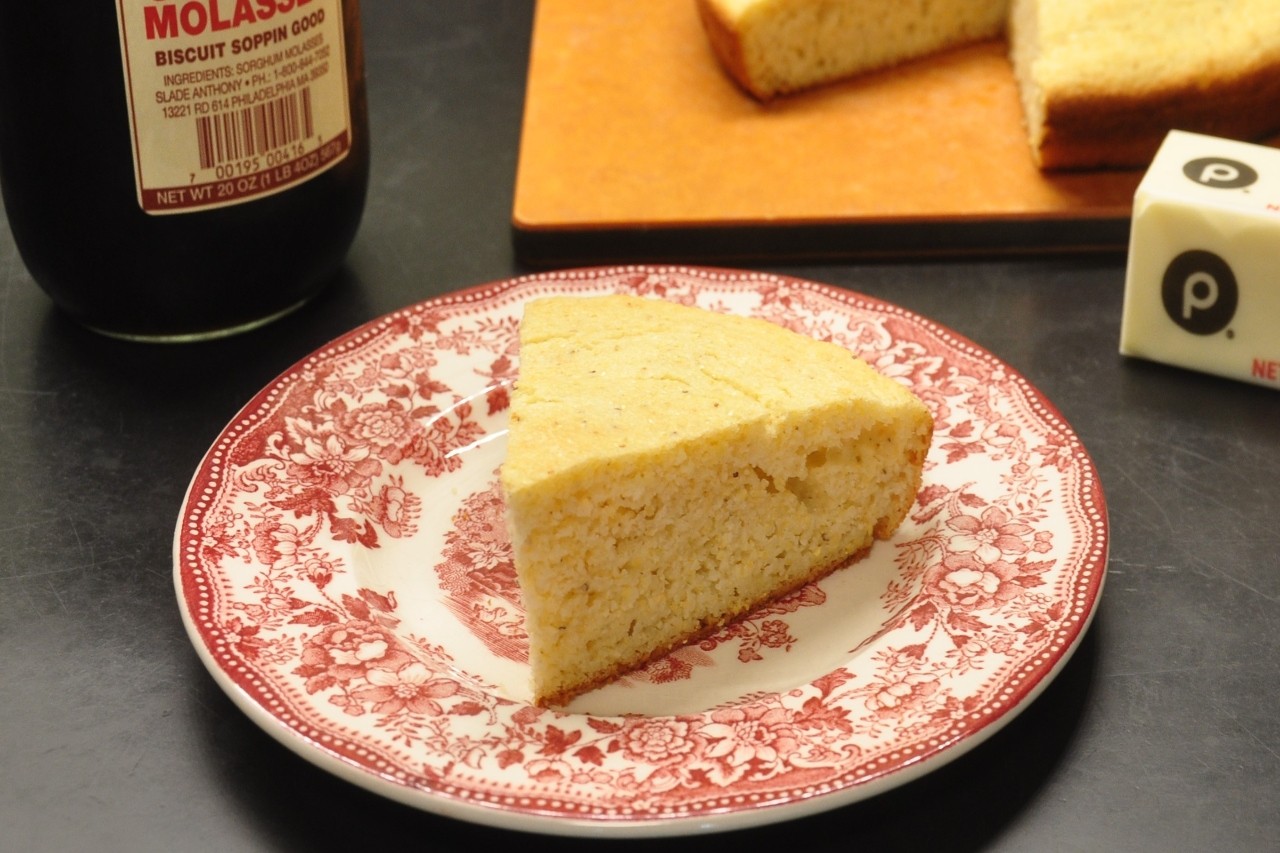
<box><xmin>501</xmin><ymin>295</ymin><xmax>933</xmax><ymax>707</ymax></box>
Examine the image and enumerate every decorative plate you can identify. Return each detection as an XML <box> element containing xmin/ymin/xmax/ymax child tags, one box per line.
<box><xmin>174</xmin><ymin>266</ymin><xmax>1107</xmax><ymax>837</ymax></box>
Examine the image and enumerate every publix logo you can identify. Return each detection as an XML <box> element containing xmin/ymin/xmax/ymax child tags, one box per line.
<box><xmin>1182</xmin><ymin>156</ymin><xmax>1258</xmax><ymax>189</ymax></box>
<box><xmin>1161</xmin><ymin>250</ymin><xmax>1238</xmax><ymax>335</ymax></box>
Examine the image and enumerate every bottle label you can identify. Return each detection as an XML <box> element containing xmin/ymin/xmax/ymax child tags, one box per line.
<box><xmin>114</xmin><ymin>0</ymin><xmax>353</xmax><ymax>215</ymax></box>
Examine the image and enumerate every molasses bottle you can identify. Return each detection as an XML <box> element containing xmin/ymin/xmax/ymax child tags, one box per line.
<box><xmin>0</xmin><ymin>0</ymin><xmax>370</xmax><ymax>341</ymax></box>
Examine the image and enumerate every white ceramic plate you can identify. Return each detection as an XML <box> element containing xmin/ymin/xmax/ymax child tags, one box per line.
<box><xmin>174</xmin><ymin>266</ymin><xmax>1107</xmax><ymax>837</ymax></box>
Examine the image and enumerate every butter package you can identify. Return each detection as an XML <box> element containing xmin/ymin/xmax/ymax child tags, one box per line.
<box><xmin>1120</xmin><ymin>130</ymin><xmax>1280</xmax><ymax>389</ymax></box>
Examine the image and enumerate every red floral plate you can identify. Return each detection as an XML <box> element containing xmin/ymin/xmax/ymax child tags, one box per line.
<box><xmin>174</xmin><ymin>266</ymin><xmax>1107</xmax><ymax>836</ymax></box>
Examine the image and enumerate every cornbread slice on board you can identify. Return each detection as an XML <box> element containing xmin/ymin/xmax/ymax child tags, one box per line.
<box><xmin>695</xmin><ymin>0</ymin><xmax>1008</xmax><ymax>99</ymax></box>
<box><xmin>501</xmin><ymin>295</ymin><xmax>933</xmax><ymax>707</ymax></box>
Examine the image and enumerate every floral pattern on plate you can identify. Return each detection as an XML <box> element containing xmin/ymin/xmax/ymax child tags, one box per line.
<box><xmin>175</xmin><ymin>266</ymin><xmax>1107</xmax><ymax>836</ymax></box>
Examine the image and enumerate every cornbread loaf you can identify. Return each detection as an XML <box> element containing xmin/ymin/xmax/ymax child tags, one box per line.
<box><xmin>697</xmin><ymin>0</ymin><xmax>1280</xmax><ymax>170</ymax></box>
<box><xmin>501</xmin><ymin>295</ymin><xmax>933</xmax><ymax>707</ymax></box>
<box><xmin>695</xmin><ymin>0</ymin><xmax>1008</xmax><ymax>99</ymax></box>
<box><xmin>1010</xmin><ymin>0</ymin><xmax>1280</xmax><ymax>169</ymax></box>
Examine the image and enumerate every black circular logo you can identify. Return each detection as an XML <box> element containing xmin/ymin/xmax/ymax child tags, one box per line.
<box><xmin>1161</xmin><ymin>250</ymin><xmax>1238</xmax><ymax>335</ymax></box>
<box><xmin>1183</xmin><ymin>157</ymin><xmax>1258</xmax><ymax>189</ymax></box>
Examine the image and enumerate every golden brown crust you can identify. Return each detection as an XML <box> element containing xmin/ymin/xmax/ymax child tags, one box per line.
<box><xmin>694</xmin><ymin>0</ymin><xmax>773</xmax><ymax>99</ymax></box>
<box><xmin>1039</xmin><ymin>57</ymin><xmax>1280</xmax><ymax>170</ymax></box>
<box><xmin>536</xmin><ymin>544</ymin><xmax>875</xmax><ymax>707</ymax></box>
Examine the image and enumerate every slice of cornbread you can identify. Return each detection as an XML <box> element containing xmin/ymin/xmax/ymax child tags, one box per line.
<box><xmin>695</xmin><ymin>0</ymin><xmax>1009</xmax><ymax>99</ymax></box>
<box><xmin>501</xmin><ymin>294</ymin><xmax>933</xmax><ymax>707</ymax></box>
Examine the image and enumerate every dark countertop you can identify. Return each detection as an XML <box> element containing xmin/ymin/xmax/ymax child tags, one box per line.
<box><xmin>2</xmin><ymin>4</ymin><xmax>1277</xmax><ymax>851</ymax></box>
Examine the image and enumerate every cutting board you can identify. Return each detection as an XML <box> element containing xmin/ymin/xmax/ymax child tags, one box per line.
<box><xmin>510</xmin><ymin>0</ymin><xmax>1158</xmax><ymax>264</ymax></box>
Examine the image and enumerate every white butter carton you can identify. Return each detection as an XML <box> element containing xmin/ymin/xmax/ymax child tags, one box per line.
<box><xmin>1120</xmin><ymin>130</ymin><xmax>1280</xmax><ymax>389</ymax></box>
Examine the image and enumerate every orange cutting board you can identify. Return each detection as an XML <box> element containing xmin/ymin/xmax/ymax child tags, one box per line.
<box><xmin>511</xmin><ymin>0</ymin><xmax>1145</xmax><ymax>263</ymax></box>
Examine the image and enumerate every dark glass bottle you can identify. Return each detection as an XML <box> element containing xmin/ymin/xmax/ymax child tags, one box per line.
<box><xmin>0</xmin><ymin>1</ymin><xmax>369</xmax><ymax>341</ymax></box>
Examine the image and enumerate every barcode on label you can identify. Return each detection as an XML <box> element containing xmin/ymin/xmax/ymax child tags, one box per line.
<box><xmin>195</xmin><ymin>87</ymin><xmax>314</xmax><ymax>169</ymax></box>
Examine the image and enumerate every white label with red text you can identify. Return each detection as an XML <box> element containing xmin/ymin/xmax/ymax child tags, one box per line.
<box><xmin>115</xmin><ymin>0</ymin><xmax>351</xmax><ymax>214</ymax></box>
<box><xmin>1120</xmin><ymin>131</ymin><xmax>1280</xmax><ymax>390</ymax></box>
